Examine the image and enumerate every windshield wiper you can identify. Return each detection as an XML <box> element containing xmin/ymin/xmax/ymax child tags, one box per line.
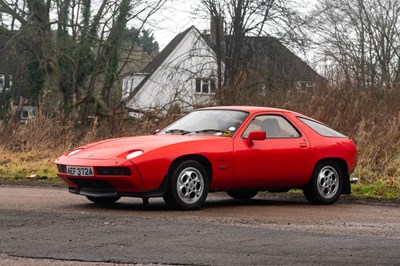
<box><xmin>164</xmin><ymin>129</ymin><xmax>191</xmax><ymax>135</ymax></box>
<box><xmin>165</xmin><ymin>128</ymin><xmax>225</xmax><ymax>135</ymax></box>
<box><xmin>194</xmin><ymin>129</ymin><xmax>224</xmax><ymax>134</ymax></box>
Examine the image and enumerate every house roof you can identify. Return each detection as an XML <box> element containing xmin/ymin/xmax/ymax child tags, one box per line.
<box><xmin>0</xmin><ymin>37</ymin><xmax>11</xmax><ymax>74</ymax></box>
<box><xmin>142</xmin><ymin>26</ymin><xmax>193</xmax><ymax>74</ymax></box>
<box><xmin>239</xmin><ymin>36</ymin><xmax>322</xmax><ymax>82</ymax></box>
<box><xmin>126</xmin><ymin>26</ymin><xmax>196</xmax><ymax>99</ymax></box>
<box><xmin>0</xmin><ymin>32</ymin><xmax>31</xmax><ymax>101</ymax></box>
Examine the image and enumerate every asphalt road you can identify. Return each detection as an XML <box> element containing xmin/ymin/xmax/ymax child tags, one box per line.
<box><xmin>0</xmin><ymin>185</ymin><xmax>400</xmax><ymax>265</ymax></box>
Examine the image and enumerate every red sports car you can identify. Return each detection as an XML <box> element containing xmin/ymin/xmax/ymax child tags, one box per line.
<box><xmin>56</xmin><ymin>106</ymin><xmax>357</xmax><ymax>210</ymax></box>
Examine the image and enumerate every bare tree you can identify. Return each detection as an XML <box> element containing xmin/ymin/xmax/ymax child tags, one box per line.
<box><xmin>311</xmin><ymin>0</ymin><xmax>400</xmax><ymax>90</ymax></box>
<box><xmin>0</xmin><ymin>0</ymin><xmax>166</xmax><ymax>117</ymax></box>
<box><xmin>199</xmin><ymin>0</ymin><xmax>308</xmax><ymax>104</ymax></box>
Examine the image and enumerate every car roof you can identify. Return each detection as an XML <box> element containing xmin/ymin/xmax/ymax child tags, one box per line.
<box><xmin>200</xmin><ymin>106</ymin><xmax>301</xmax><ymax>115</ymax></box>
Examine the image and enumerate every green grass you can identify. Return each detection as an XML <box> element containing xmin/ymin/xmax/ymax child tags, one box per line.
<box><xmin>0</xmin><ymin>149</ymin><xmax>62</xmax><ymax>184</ymax></box>
<box><xmin>352</xmin><ymin>181</ymin><xmax>400</xmax><ymax>200</ymax></box>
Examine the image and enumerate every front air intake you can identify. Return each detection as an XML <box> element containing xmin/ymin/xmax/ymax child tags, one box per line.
<box><xmin>96</xmin><ymin>167</ymin><xmax>132</xmax><ymax>176</ymax></box>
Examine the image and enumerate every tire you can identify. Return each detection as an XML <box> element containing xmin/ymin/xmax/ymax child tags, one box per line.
<box><xmin>303</xmin><ymin>161</ymin><xmax>343</xmax><ymax>205</ymax></box>
<box><xmin>86</xmin><ymin>196</ymin><xmax>121</xmax><ymax>204</ymax></box>
<box><xmin>163</xmin><ymin>160</ymin><xmax>209</xmax><ymax>210</ymax></box>
<box><xmin>227</xmin><ymin>190</ymin><xmax>258</xmax><ymax>200</ymax></box>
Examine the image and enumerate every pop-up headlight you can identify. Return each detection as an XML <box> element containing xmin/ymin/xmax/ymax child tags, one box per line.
<box><xmin>67</xmin><ymin>149</ymin><xmax>82</xmax><ymax>157</ymax></box>
<box><xmin>126</xmin><ymin>150</ymin><xmax>144</xmax><ymax>160</ymax></box>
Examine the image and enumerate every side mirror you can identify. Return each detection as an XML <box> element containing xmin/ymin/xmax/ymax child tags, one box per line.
<box><xmin>246</xmin><ymin>131</ymin><xmax>266</xmax><ymax>146</ymax></box>
<box><xmin>153</xmin><ymin>129</ymin><xmax>160</xmax><ymax>135</ymax></box>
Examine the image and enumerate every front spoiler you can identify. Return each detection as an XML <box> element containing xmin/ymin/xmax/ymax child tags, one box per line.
<box><xmin>68</xmin><ymin>174</ymin><xmax>169</xmax><ymax>199</ymax></box>
<box><xmin>69</xmin><ymin>188</ymin><xmax>118</xmax><ymax>198</ymax></box>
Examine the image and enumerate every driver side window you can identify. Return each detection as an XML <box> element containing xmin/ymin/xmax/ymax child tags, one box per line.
<box><xmin>243</xmin><ymin>115</ymin><xmax>300</xmax><ymax>138</ymax></box>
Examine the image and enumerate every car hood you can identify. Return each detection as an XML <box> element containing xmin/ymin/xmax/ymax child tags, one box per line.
<box><xmin>70</xmin><ymin>134</ymin><xmax>219</xmax><ymax>160</ymax></box>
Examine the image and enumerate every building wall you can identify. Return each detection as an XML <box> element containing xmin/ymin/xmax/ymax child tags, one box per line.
<box><xmin>126</xmin><ymin>28</ymin><xmax>219</xmax><ymax>112</ymax></box>
<box><xmin>122</xmin><ymin>74</ymin><xmax>147</xmax><ymax>99</ymax></box>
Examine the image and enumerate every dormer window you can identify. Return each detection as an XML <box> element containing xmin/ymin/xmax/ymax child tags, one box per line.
<box><xmin>0</xmin><ymin>75</ymin><xmax>4</xmax><ymax>92</ymax></box>
<box><xmin>195</xmin><ymin>78</ymin><xmax>216</xmax><ymax>94</ymax></box>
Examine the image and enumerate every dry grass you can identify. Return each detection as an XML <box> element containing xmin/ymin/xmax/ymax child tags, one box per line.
<box><xmin>0</xmin><ymin>148</ymin><xmax>60</xmax><ymax>182</ymax></box>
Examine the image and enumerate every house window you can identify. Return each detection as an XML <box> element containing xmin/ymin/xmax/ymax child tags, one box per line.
<box><xmin>122</xmin><ymin>77</ymin><xmax>135</xmax><ymax>99</ymax></box>
<box><xmin>196</xmin><ymin>78</ymin><xmax>216</xmax><ymax>94</ymax></box>
<box><xmin>0</xmin><ymin>74</ymin><xmax>12</xmax><ymax>93</ymax></box>
<box><xmin>296</xmin><ymin>81</ymin><xmax>315</xmax><ymax>90</ymax></box>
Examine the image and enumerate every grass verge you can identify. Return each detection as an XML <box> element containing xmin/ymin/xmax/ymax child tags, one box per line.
<box><xmin>0</xmin><ymin>149</ymin><xmax>63</xmax><ymax>185</ymax></box>
<box><xmin>352</xmin><ymin>181</ymin><xmax>400</xmax><ymax>200</ymax></box>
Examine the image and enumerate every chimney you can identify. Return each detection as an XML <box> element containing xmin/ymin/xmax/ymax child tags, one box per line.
<box><xmin>210</xmin><ymin>15</ymin><xmax>224</xmax><ymax>47</ymax></box>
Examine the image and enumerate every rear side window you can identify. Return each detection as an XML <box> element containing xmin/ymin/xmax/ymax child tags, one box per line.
<box><xmin>298</xmin><ymin>117</ymin><xmax>346</xmax><ymax>137</ymax></box>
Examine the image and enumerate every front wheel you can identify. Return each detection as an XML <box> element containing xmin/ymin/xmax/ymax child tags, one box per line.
<box><xmin>163</xmin><ymin>160</ymin><xmax>209</xmax><ymax>210</ymax></box>
<box><xmin>303</xmin><ymin>161</ymin><xmax>343</xmax><ymax>205</ymax></box>
<box><xmin>86</xmin><ymin>196</ymin><xmax>121</xmax><ymax>204</ymax></box>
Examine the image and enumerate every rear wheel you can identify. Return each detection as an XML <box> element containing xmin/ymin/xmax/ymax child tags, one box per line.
<box><xmin>303</xmin><ymin>161</ymin><xmax>343</xmax><ymax>204</ymax></box>
<box><xmin>227</xmin><ymin>190</ymin><xmax>258</xmax><ymax>200</ymax></box>
<box><xmin>163</xmin><ymin>160</ymin><xmax>209</xmax><ymax>210</ymax></box>
<box><xmin>86</xmin><ymin>196</ymin><xmax>121</xmax><ymax>204</ymax></box>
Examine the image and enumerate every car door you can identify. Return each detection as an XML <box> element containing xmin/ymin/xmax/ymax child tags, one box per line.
<box><xmin>233</xmin><ymin>113</ymin><xmax>313</xmax><ymax>186</ymax></box>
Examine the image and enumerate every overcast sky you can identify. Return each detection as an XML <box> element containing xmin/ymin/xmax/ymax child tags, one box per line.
<box><xmin>148</xmin><ymin>0</ymin><xmax>316</xmax><ymax>51</ymax></box>
<box><xmin>147</xmin><ymin>0</ymin><xmax>209</xmax><ymax>49</ymax></box>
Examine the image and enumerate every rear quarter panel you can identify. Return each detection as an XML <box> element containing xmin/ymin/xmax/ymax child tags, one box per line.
<box><xmin>288</xmin><ymin>113</ymin><xmax>358</xmax><ymax>174</ymax></box>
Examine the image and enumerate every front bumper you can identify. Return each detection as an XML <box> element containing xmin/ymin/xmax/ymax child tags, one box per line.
<box><xmin>56</xmin><ymin>157</ymin><xmax>143</xmax><ymax>195</ymax></box>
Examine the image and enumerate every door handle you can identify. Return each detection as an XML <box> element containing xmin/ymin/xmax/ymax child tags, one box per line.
<box><xmin>299</xmin><ymin>139</ymin><xmax>308</xmax><ymax>148</ymax></box>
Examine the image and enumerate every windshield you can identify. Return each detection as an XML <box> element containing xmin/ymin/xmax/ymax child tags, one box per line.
<box><xmin>159</xmin><ymin>109</ymin><xmax>249</xmax><ymax>137</ymax></box>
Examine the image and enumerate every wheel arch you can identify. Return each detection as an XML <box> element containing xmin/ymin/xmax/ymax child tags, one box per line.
<box><xmin>314</xmin><ymin>158</ymin><xmax>351</xmax><ymax>194</ymax></box>
<box><xmin>168</xmin><ymin>154</ymin><xmax>213</xmax><ymax>183</ymax></box>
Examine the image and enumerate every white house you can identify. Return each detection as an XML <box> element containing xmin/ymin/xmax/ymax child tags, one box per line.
<box><xmin>121</xmin><ymin>24</ymin><xmax>324</xmax><ymax>115</ymax></box>
<box><xmin>122</xmin><ymin>26</ymin><xmax>220</xmax><ymax>114</ymax></box>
